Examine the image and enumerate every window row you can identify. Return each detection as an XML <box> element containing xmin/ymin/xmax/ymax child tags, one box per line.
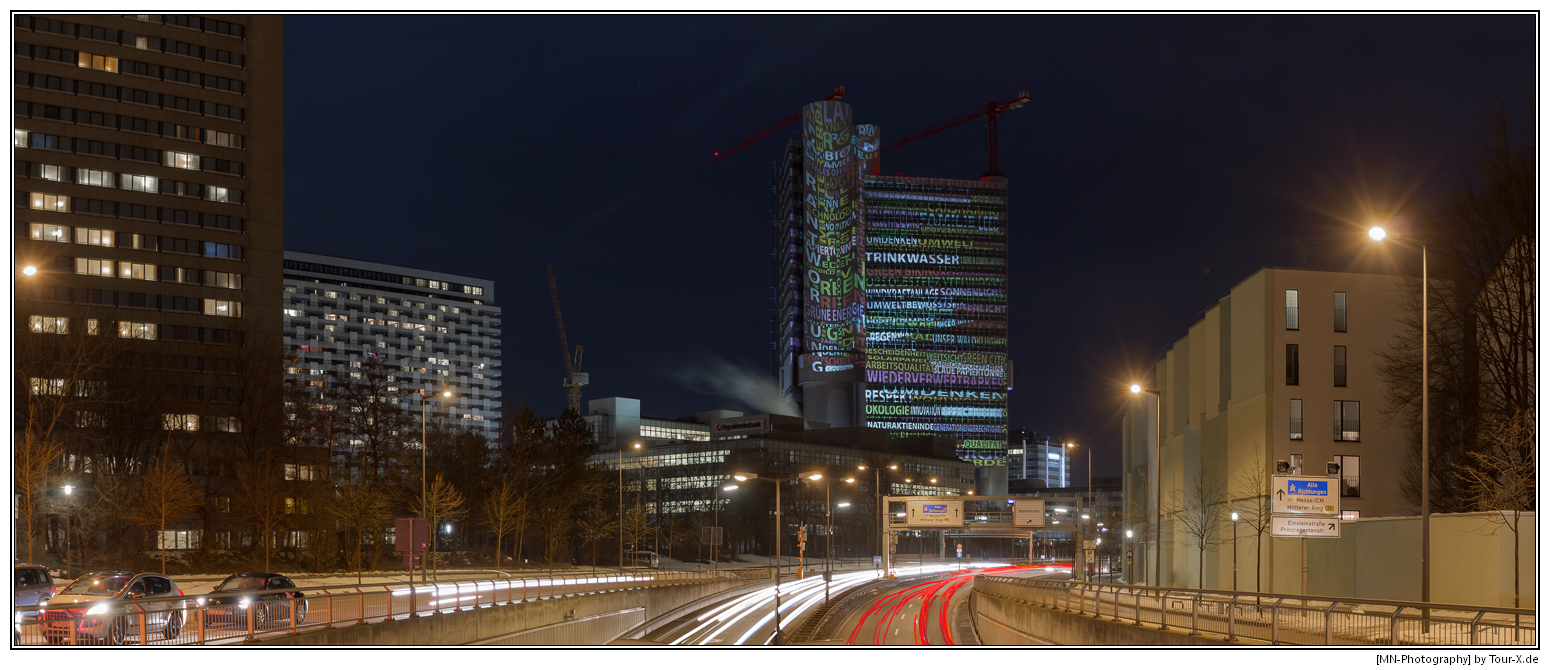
<box><xmin>25</xmin><ymin>311</ymin><xmax>243</xmax><ymax>347</ymax></box>
<box><xmin>1285</xmin><ymin>289</ymin><xmax>1349</xmax><ymax>332</ymax></box>
<box><xmin>1283</xmin><ymin>344</ymin><xmax>1351</xmax><ymax>387</ymax></box>
<box><xmin>15</xmin><ymin>16</ymin><xmax>246</xmax><ymax>65</ymax></box>
<box><xmin>17</xmin><ymin>101</ymin><xmax>243</xmax><ymax>148</ymax></box>
<box><xmin>67</xmin><ymin>257</ymin><xmax>242</xmax><ymax>289</ymax></box>
<box><xmin>19</xmin><ymin>203</ymin><xmax>241</xmax><ymax>237</ymax></box>
<box><xmin>20</xmin><ymin>162</ymin><xmax>243</xmax><ymax>197</ymax></box>
<box><xmin>25</xmin><ymin>280</ymin><xmax>250</xmax><ymax>323</ymax></box>
<box><xmin>18</xmin><ymin>42</ymin><xmax>247</xmax><ymax>96</ymax></box>
<box><xmin>20</xmin><ymin>14</ymin><xmax>244</xmax><ymax>46</ymax></box>
<box><xmin>28</xmin><ymin>230</ymin><xmax>242</xmax><ymax>260</ymax></box>
<box><xmin>24</xmin><ymin>187</ymin><xmax>241</xmax><ymax>216</ymax></box>
<box><xmin>17</xmin><ymin>71</ymin><xmax>243</xmax><ymax>121</ymax></box>
<box><xmin>283</xmin><ymin>259</ymin><xmax>489</xmax><ymax>297</ymax></box>
<box><xmin>160</xmin><ymin>413</ymin><xmax>241</xmax><ymax>432</ymax></box>
<box><xmin>1288</xmin><ymin>398</ymin><xmax>1362</xmax><ymax>442</ymax></box>
<box><xmin>18</xmin><ymin>130</ymin><xmax>245</xmax><ymax>178</ymax></box>
<box><xmin>128</xmin><ymin>352</ymin><xmax>240</xmax><ymax>374</ymax></box>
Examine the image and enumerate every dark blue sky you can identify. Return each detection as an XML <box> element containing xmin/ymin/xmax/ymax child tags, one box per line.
<box><xmin>283</xmin><ymin>14</ymin><xmax>1534</xmax><ymax>479</ymax></box>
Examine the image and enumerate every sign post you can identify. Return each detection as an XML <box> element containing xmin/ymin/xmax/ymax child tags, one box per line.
<box><xmin>394</xmin><ymin>518</ymin><xmax>428</xmax><ymax>615</ymax></box>
<box><xmin>1269</xmin><ymin>474</ymin><xmax>1342</xmax><ymax>597</ymax></box>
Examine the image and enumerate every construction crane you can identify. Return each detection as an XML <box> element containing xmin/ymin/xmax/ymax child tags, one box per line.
<box><xmin>545</xmin><ymin>262</ymin><xmax>588</xmax><ymax>414</ymax></box>
<box><xmin>879</xmin><ymin>90</ymin><xmax>1032</xmax><ymax>178</ymax></box>
<box><xmin>710</xmin><ymin>85</ymin><xmax>847</xmax><ymax>163</ymax></box>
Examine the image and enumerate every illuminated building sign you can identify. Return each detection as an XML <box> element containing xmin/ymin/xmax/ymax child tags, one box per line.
<box><xmin>863</xmin><ymin>176</ymin><xmax>1009</xmax><ymax>467</ymax></box>
<box><xmin>798</xmin><ymin>100</ymin><xmax>866</xmax><ymax>381</ymax></box>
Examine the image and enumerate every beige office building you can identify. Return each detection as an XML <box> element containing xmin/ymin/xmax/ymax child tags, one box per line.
<box><xmin>1121</xmin><ymin>266</ymin><xmax>1411</xmax><ymax>591</ymax></box>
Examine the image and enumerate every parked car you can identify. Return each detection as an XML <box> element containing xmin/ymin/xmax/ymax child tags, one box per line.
<box><xmin>198</xmin><ymin>573</ymin><xmax>306</xmax><ymax>629</ymax></box>
<box><xmin>14</xmin><ymin>564</ymin><xmax>56</xmax><ymax>641</ymax></box>
<box><xmin>624</xmin><ymin>551</ymin><xmax>660</xmax><ymax>569</ymax></box>
<box><xmin>38</xmin><ymin>571</ymin><xmax>187</xmax><ymax>645</ymax></box>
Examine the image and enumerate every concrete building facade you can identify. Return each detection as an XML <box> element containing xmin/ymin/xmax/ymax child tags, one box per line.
<box><xmin>1007</xmin><ymin>429</ymin><xmax>1071</xmax><ymax>488</ymax></box>
<box><xmin>1122</xmin><ymin>266</ymin><xmax>1411</xmax><ymax>591</ymax></box>
<box><xmin>282</xmin><ymin>251</ymin><xmax>502</xmax><ymax>444</ymax></box>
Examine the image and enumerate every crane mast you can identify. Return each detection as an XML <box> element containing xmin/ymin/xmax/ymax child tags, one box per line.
<box><xmin>546</xmin><ymin>262</ymin><xmax>587</xmax><ymax>414</ymax></box>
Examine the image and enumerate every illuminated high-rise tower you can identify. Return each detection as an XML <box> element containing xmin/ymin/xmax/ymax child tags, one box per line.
<box><xmin>772</xmin><ymin>97</ymin><xmax>1011</xmax><ymax>488</ymax></box>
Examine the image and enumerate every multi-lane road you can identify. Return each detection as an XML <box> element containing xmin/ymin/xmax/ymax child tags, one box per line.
<box><xmin>645</xmin><ymin>562</ymin><xmax>1069</xmax><ymax>646</ymax></box>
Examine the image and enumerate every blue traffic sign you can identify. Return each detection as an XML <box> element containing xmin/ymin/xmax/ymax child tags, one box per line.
<box><xmin>1287</xmin><ymin>480</ymin><xmax>1329</xmax><ymax>496</ymax></box>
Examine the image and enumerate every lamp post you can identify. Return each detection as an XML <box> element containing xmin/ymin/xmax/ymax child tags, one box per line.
<box><xmin>62</xmin><ymin>484</ymin><xmax>73</xmax><ymax>580</ymax></box>
<box><xmin>1130</xmin><ymin>384</ymin><xmax>1164</xmax><ymax>587</ymax></box>
<box><xmin>1065</xmin><ymin>442</ymin><xmax>1093</xmax><ymax>581</ymax></box>
<box><xmin>618</xmin><ymin>443</ymin><xmax>641</xmax><ymax>572</ymax></box>
<box><xmin>1368</xmin><ymin>224</ymin><xmax>1430</xmax><ymax>618</ymax></box>
<box><xmin>732</xmin><ymin>470</ymin><xmax>821</xmax><ymax>645</ymax></box>
<box><xmin>421</xmin><ymin>388</ymin><xmax>451</xmax><ymax>582</ymax></box>
<box><xmin>1230</xmin><ymin>511</ymin><xmax>1240</xmax><ymax>592</ymax></box>
<box><xmin>1125</xmin><ymin>529</ymin><xmax>1134</xmax><ymax>584</ymax></box>
<box><xmin>819</xmin><ymin>477</ymin><xmax>857</xmax><ymax>605</ymax></box>
<box><xmin>856</xmin><ymin>463</ymin><xmax>897</xmax><ymax>575</ymax></box>
<box><xmin>716</xmin><ymin>484</ymin><xmax>737</xmax><ymax>570</ymax></box>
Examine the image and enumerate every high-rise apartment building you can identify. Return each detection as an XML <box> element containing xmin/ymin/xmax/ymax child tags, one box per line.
<box><xmin>14</xmin><ymin>14</ymin><xmax>285</xmax><ymax>553</ymax></box>
<box><xmin>282</xmin><ymin>251</ymin><xmax>502</xmax><ymax>444</ymax></box>
<box><xmin>771</xmin><ymin>98</ymin><xmax>1011</xmax><ymax>483</ymax></box>
<box><xmin>1007</xmin><ymin>430</ymin><xmax>1070</xmax><ymax>488</ymax></box>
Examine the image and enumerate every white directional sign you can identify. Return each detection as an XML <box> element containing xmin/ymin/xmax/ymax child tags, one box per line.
<box><xmin>1271</xmin><ymin>475</ymin><xmax>1341</xmax><ymax>516</ymax></box>
<box><xmin>1271</xmin><ymin>515</ymin><xmax>1341</xmax><ymax>538</ymax></box>
<box><xmin>1011</xmin><ymin>498</ymin><xmax>1046</xmax><ymax>527</ymax></box>
<box><xmin>905</xmin><ymin>499</ymin><xmax>963</xmax><ymax>527</ymax></box>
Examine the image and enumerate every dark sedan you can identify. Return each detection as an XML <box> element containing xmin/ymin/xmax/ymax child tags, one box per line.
<box><xmin>197</xmin><ymin>573</ymin><xmax>306</xmax><ymax>629</ymax></box>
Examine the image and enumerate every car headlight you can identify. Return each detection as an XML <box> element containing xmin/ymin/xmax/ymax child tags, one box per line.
<box><xmin>239</xmin><ymin>599</ymin><xmax>250</xmax><ymax>609</ymax></box>
<box><xmin>86</xmin><ymin>603</ymin><xmax>109</xmax><ymax>615</ymax></box>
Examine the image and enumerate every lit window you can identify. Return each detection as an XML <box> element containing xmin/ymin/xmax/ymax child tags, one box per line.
<box><xmin>15</xmin><ymin>129</ymin><xmax>29</xmax><ymax>147</ymax></box>
<box><xmin>77</xmin><ymin>52</ymin><xmax>119</xmax><ymax>72</ymax></box>
<box><xmin>29</xmin><ymin>223</ymin><xmax>70</xmax><ymax>242</ymax></box>
<box><xmin>30</xmin><ymin>193</ymin><xmax>69</xmax><ymax>211</ymax></box>
<box><xmin>29</xmin><ymin>378</ymin><xmax>68</xmax><ymax>396</ymax></box>
<box><xmin>203</xmin><ymin>130</ymin><xmax>242</xmax><ymax>149</ymax></box>
<box><xmin>1333</xmin><ymin>455</ymin><xmax>1361</xmax><ymax>497</ymax></box>
<box><xmin>75</xmin><ymin>228</ymin><xmax>115</xmax><ymax>246</ymax></box>
<box><xmin>283</xmin><ymin>308</ymin><xmax>302</xmax><ymax>317</ymax></box>
<box><xmin>1340</xmin><ymin>510</ymin><xmax>1361</xmax><ymax>521</ymax></box>
<box><xmin>86</xmin><ymin>319</ymin><xmax>99</xmax><ymax>336</ymax></box>
<box><xmin>204</xmin><ymin>299</ymin><xmax>241</xmax><ymax>318</ymax></box>
<box><xmin>164</xmin><ymin>151</ymin><xmax>200</xmax><ymax>170</ymax></box>
<box><xmin>28</xmin><ymin>315</ymin><xmax>69</xmax><ymax>334</ymax></box>
<box><xmin>120</xmin><ymin>262</ymin><xmax>157</xmax><ymax>281</ymax></box>
<box><xmin>76</xmin><ymin>168</ymin><xmax>114</xmax><ymax>187</ymax></box>
<box><xmin>206</xmin><ymin>186</ymin><xmax>237</xmax><ymax>203</ymax></box>
<box><xmin>162</xmin><ymin>414</ymin><xmax>199</xmax><ymax>431</ymax></box>
<box><xmin>119</xmin><ymin>174</ymin><xmax>158</xmax><ymax>193</ymax></box>
<box><xmin>284</xmin><ymin>498</ymin><xmax>310</xmax><ymax>515</ymax></box>
<box><xmin>30</xmin><ymin>164</ymin><xmax>65</xmax><ymax>182</ymax></box>
<box><xmin>119</xmin><ymin>322</ymin><xmax>156</xmax><ymax>340</ymax></box>
<box><xmin>1285</xmin><ymin>289</ymin><xmax>1299</xmax><ymax>330</ymax></box>
<box><xmin>76</xmin><ymin>258</ymin><xmax>115</xmax><ymax>277</ymax></box>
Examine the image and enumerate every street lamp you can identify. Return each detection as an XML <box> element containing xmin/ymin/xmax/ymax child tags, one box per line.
<box><xmin>1065</xmin><ymin>441</ymin><xmax>1093</xmax><ymax>581</ymax></box>
<box><xmin>1130</xmin><ymin>383</ymin><xmax>1164</xmax><ymax>587</ymax></box>
<box><xmin>1125</xmin><ymin>529</ymin><xmax>1134</xmax><ymax>584</ymax></box>
<box><xmin>619</xmin><ymin>443</ymin><xmax>642</xmax><ymax>573</ymax></box>
<box><xmin>1230</xmin><ymin>511</ymin><xmax>1240</xmax><ymax>592</ymax></box>
<box><xmin>809</xmin><ymin>474</ymin><xmax>857</xmax><ymax>605</ymax></box>
<box><xmin>22</xmin><ymin>265</ymin><xmax>37</xmax><ymax>276</ymax></box>
<box><xmin>856</xmin><ymin>463</ymin><xmax>899</xmax><ymax>574</ymax></box>
<box><xmin>730</xmin><ymin>470</ymin><xmax>822</xmax><ymax>645</ymax></box>
<box><xmin>62</xmin><ymin>484</ymin><xmax>74</xmax><ymax>580</ymax></box>
<box><xmin>420</xmin><ymin>388</ymin><xmax>452</xmax><ymax>582</ymax></box>
<box><xmin>1369</xmin><ymin>223</ymin><xmax>1431</xmax><ymax>616</ymax></box>
<box><xmin>714</xmin><ymin>483</ymin><xmax>737</xmax><ymax>570</ymax></box>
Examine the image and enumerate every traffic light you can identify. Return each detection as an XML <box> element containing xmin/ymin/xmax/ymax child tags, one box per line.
<box><xmin>1327</xmin><ymin>461</ymin><xmax>1341</xmax><ymax>475</ymax></box>
<box><xmin>1275</xmin><ymin>460</ymin><xmax>1290</xmax><ymax>474</ymax></box>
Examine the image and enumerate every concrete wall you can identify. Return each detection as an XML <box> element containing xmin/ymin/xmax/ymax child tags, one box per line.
<box><xmin>971</xmin><ymin>582</ymin><xmax>1236</xmax><ymax>646</ymax></box>
<box><xmin>1260</xmin><ymin>511</ymin><xmax>1535</xmax><ymax>608</ymax></box>
<box><xmin>253</xmin><ymin>579</ymin><xmax>750</xmax><ymax>646</ymax></box>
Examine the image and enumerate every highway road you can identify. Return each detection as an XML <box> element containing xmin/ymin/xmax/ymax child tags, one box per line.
<box><xmin>644</xmin><ymin>562</ymin><xmax>1070</xmax><ymax>646</ymax></box>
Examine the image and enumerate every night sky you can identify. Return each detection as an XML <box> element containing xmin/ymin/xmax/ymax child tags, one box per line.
<box><xmin>283</xmin><ymin>14</ymin><xmax>1534</xmax><ymax>481</ymax></box>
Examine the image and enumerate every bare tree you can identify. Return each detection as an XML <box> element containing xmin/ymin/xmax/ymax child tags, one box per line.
<box><xmin>1125</xmin><ymin>471</ymin><xmax>1154</xmax><ymax>585</ymax></box>
<box><xmin>14</xmin><ymin>430</ymin><xmax>66</xmax><ymax>563</ymax></box>
<box><xmin>329</xmin><ymin>483</ymin><xmax>391</xmax><ymax>583</ymax></box>
<box><xmin>126</xmin><ymin>446</ymin><xmax>205</xmax><ymax>574</ymax></box>
<box><xmin>575</xmin><ymin>493</ymin><xmax>618</xmax><ymax>573</ymax></box>
<box><xmin>236</xmin><ymin>460</ymin><xmax>290</xmax><ymax>572</ymax></box>
<box><xmin>620</xmin><ymin>501</ymin><xmax>656</xmax><ymax>563</ymax></box>
<box><xmin>411</xmin><ymin>473</ymin><xmax>467</xmax><ymax>577</ymax></box>
<box><xmin>1169</xmin><ymin>463</ymin><xmax>1228</xmax><ymax>589</ymax></box>
<box><xmin>480</xmin><ymin>476</ymin><xmax>530</xmax><ymax>569</ymax></box>
<box><xmin>1459</xmin><ymin>408</ymin><xmax>1534</xmax><ymax>614</ymax></box>
<box><xmin>1378</xmin><ymin>102</ymin><xmax>1534</xmax><ymax>514</ymax></box>
<box><xmin>1232</xmin><ymin>443</ymin><xmax>1274</xmax><ymax>594</ymax></box>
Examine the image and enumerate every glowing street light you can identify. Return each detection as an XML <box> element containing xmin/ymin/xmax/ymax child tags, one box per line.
<box><xmin>1129</xmin><ymin>383</ymin><xmax>1163</xmax><ymax>587</ymax></box>
<box><xmin>22</xmin><ymin>265</ymin><xmax>37</xmax><ymax>276</ymax></box>
<box><xmin>1368</xmin><ymin>225</ymin><xmax>1387</xmax><ymax>241</ymax></box>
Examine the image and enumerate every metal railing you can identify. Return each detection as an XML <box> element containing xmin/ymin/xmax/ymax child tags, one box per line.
<box><xmin>15</xmin><ymin>569</ymin><xmax>751</xmax><ymax>647</ymax></box>
<box><xmin>974</xmin><ymin>576</ymin><xmax>1536</xmax><ymax>646</ymax></box>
